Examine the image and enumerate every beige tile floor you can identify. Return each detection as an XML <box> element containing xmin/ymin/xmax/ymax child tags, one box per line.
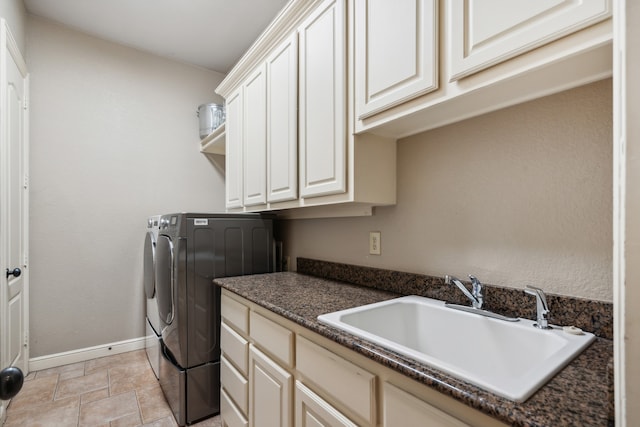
<box><xmin>5</xmin><ymin>350</ymin><xmax>222</xmax><ymax>427</ymax></box>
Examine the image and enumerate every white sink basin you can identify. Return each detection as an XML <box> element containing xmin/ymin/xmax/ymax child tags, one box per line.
<box><xmin>317</xmin><ymin>295</ymin><xmax>595</xmax><ymax>402</ymax></box>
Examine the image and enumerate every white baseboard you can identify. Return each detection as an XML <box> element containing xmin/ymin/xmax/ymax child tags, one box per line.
<box><xmin>28</xmin><ymin>337</ymin><xmax>147</xmax><ymax>372</ymax></box>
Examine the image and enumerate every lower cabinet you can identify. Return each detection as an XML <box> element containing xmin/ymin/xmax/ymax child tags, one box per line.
<box><xmin>383</xmin><ymin>382</ymin><xmax>468</xmax><ymax>427</ymax></box>
<box><xmin>296</xmin><ymin>336</ymin><xmax>376</xmax><ymax>425</ymax></box>
<box><xmin>221</xmin><ymin>356</ymin><xmax>249</xmax><ymax>417</ymax></box>
<box><xmin>219</xmin><ymin>290</ymin><xmax>507</xmax><ymax>427</ymax></box>
<box><xmin>295</xmin><ymin>381</ymin><xmax>357</xmax><ymax>427</ymax></box>
<box><xmin>221</xmin><ymin>388</ymin><xmax>249</xmax><ymax>427</ymax></box>
<box><xmin>249</xmin><ymin>345</ymin><xmax>293</xmax><ymax>427</ymax></box>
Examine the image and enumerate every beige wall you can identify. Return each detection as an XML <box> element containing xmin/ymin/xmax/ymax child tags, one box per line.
<box><xmin>0</xmin><ymin>0</ymin><xmax>26</xmax><ymax>52</ymax></box>
<box><xmin>280</xmin><ymin>79</ymin><xmax>613</xmax><ymax>302</ymax></box>
<box><xmin>26</xmin><ymin>16</ymin><xmax>227</xmax><ymax>357</ymax></box>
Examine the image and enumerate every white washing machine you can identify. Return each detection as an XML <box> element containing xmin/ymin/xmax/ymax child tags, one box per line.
<box><xmin>144</xmin><ymin>215</ymin><xmax>162</xmax><ymax>379</ymax></box>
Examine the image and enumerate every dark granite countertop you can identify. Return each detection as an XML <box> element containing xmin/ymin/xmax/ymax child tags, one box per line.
<box><xmin>214</xmin><ymin>272</ymin><xmax>613</xmax><ymax>427</ymax></box>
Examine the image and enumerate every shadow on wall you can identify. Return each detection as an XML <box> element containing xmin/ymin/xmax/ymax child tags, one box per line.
<box><xmin>278</xmin><ymin>78</ymin><xmax>613</xmax><ymax>302</ymax></box>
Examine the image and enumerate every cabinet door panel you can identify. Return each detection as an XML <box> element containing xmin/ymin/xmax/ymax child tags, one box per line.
<box><xmin>448</xmin><ymin>0</ymin><xmax>612</xmax><ymax>80</ymax></box>
<box><xmin>267</xmin><ymin>34</ymin><xmax>298</xmax><ymax>203</ymax></box>
<box><xmin>249</xmin><ymin>344</ymin><xmax>292</xmax><ymax>427</ymax></box>
<box><xmin>295</xmin><ymin>381</ymin><xmax>357</xmax><ymax>427</ymax></box>
<box><xmin>222</xmin><ymin>388</ymin><xmax>249</xmax><ymax>427</ymax></box>
<box><xmin>299</xmin><ymin>0</ymin><xmax>347</xmax><ymax>198</ymax></box>
<box><xmin>250</xmin><ymin>311</ymin><xmax>294</xmax><ymax>368</ymax></box>
<box><xmin>221</xmin><ymin>356</ymin><xmax>249</xmax><ymax>416</ymax></box>
<box><xmin>296</xmin><ymin>336</ymin><xmax>375</xmax><ymax>425</ymax></box>
<box><xmin>243</xmin><ymin>64</ymin><xmax>267</xmax><ymax>206</ymax></box>
<box><xmin>221</xmin><ymin>322</ymin><xmax>249</xmax><ymax>376</ymax></box>
<box><xmin>355</xmin><ymin>0</ymin><xmax>438</xmax><ymax>119</ymax></box>
<box><xmin>221</xmin><ymin>292</ymin><xmax>250</xmax><ymax>335</ymax></box>
<box><xmin>383</xmin><ymin>382</ymin><xmax>467</xmax><ymax>427</ymax></box>
<box><xmin>226</xmin><ymin>87</ymin><xmax>244</xmax><ymax>209</ymax></box>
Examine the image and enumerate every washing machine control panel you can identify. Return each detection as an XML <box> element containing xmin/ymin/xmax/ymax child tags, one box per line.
<box><xmin>159</xmin><ymin>215</ymin><xmax>178</xmax><ymax>230</ymax></box>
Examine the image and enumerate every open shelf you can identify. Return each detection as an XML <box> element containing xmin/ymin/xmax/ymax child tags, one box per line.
<box><xmin>200</xmin><ymin>123</ymin><xmax>225</xmax><ymax>155</ymax></box>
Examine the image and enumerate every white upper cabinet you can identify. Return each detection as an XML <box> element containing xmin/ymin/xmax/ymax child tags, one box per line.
<box><xmin>298</xmin><ymin>0</ymin><xmax>347</xmax><ymax>198</ymax></box>
<box><xmin>448</xmin><ymin>0</ymin><xmax>612</xmax><ymax>80</ymax></box>
<box><xmin>225</xmin><ymin>87</ymin><xmax>244</xmax><ymax>209</ymax></box>
<box><xmin>243</xmin><ymin>65</ymin><xmax>267</xmax><ymax>207</ymax></box>
<box><xmin>355</xmin><ymin>0</ymin><xmax>438</xmax><ymax>120</ymax></box>
<box><xmin>217</xmin><ymin>0</ymin><xmax>612</xmax><ymax>216</ymax></box>
<box><xmin>266</xmin><ymin>34</ymin><xmax>298</xmax><ymax>203</ymax></box>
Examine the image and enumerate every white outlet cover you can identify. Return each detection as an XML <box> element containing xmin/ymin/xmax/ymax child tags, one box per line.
<box><xmin>369</xmin><ymin>231</ymin><xmax>381</xmax><ymax>255</ymax></box>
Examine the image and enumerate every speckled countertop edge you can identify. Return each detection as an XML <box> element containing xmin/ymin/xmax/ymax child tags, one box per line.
<box><xmin>214</xmin><ymin>272</ymin><xmax>613</xmax><ymax>427</ymax></box>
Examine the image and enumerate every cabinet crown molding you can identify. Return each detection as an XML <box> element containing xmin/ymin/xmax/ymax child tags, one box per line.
<box><xmin>216</xmin><ymin>0</ymin><xmax>324</xmax><ymax>98</ymax></box>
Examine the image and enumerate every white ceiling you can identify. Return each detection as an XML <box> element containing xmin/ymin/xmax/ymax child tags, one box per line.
<box><xmin>23</xmin><ymin>0</ymin><xmax>289</xmax><ymax>74</ymax></box>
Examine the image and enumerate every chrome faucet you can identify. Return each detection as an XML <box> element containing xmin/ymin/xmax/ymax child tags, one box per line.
<box><xmin>525</xmin><ymin>286</ymin><xmax>551</xmax><ymax>329</ymax></box>
<box><xmin>445</xmin><ymin>275</ymin><xmax>483</xmax><ymax>309</ymax></box>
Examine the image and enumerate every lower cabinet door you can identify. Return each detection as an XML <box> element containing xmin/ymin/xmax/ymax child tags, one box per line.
<box><xmin>249</xmin><ymin>344</ymin><xmax>293</xmax><ymax>427</ymax></box>
<box><xmin>221</xmin><ymin>388</ymin><xmax>249</xmax><ymax>427</ymax></box>
<box><xmin>221</xmin><ymin>356</ymin><xmax>249</xmax><ymax>416</ymax></box>
<box><xmin>383</xmin><ymin>382</ymin><xmax>468</xmax><ymax>427</ymax></box>
<box><xmin>295</xmin><ymin>381</ymin><xmax>357</xmax><ymax>427</ymax></box>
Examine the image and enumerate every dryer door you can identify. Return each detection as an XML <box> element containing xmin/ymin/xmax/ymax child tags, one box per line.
<box><xmin>143</xmin><ymin>231</ymin><xmax>157</xmax><ymax>299</ymax></box>
<box><xmin>155</xmin><ymin>235</ymin><xmax>174</xmax><ymax>329</ymax></box>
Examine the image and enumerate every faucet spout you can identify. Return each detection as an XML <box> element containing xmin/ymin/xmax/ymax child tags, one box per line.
<box><xmin>525</xmin><ymin>286</ymin><xmax>551</xmax><ymax>329</ymax></box>
<box><xmin>445</xmin><ymin>275</ymin><xmax>483</xmax><ymax>309</ymax></box>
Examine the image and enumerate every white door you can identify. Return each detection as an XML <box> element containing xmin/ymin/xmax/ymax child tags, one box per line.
<box><xmin>295</xmin><ymin>381</ymin><xmax>357</xmax><ymax>427</ymax></box>
<box><xmin>298</xmin><ymin>0</ymin><xmax>347</xmax><ymax>199</ymax></box>
<box><xmin>266</xmin><ymin>34</ymin><xmax>298</xmax><ymax>203</ymax></box>
<box><xmin>0</xmin><ymin>17</ymin><xmax>29</xmax><ymax>412</ymax></box>
<box><xmin>448</xmin><ymin>0</ymin><xmax>612</xmax><ymax>80</ymax></box>
<box><xmin>354</xmin><ymin>0</ymin><xmax>438</xmax><ymax>120</ymax></box>
<box><xmin>243</xmin><ymin>64</ymin><xmax>267</xmax><ymax>207</ymax></box>
<box><xmin>226</xmin><ymin>86</ymin><xmax>244</xmax><ymax>209</ymax></box>
<box><xmin>249</xmin><ymin>344</ymin><xmax>292</xmax><ymax>427</ymax></box>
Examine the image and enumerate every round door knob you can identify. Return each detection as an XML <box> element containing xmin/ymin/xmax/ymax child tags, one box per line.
<box><xmin>5</xmin><ymin>268</ymin><xmax>21</xmax><ymax>279</ymax></box>
<box><xmin>0</xmin><ymin>366</ymin><xmax>23</xmax><ymax>400</ymax></box>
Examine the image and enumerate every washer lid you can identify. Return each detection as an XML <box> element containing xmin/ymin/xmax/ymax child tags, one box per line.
<box><xmin>143</xmin><ymin>231</ymin><xmax>156</xmax><ymax>298</ymax></box>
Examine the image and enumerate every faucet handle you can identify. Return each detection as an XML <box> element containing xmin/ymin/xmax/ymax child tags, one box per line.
<box><xmin>468</xmin><ymin>275</ymin><xmax>482</xmax><ymax>289</ymax></box>
<box><xmin>468</xmin><ymin>275</ymin><xmax>483</xmax><ymax>299</ymax></box>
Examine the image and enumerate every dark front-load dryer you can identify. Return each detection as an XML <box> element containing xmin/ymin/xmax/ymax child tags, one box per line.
<box><xmin>154</xmin><ymin>213</ymin><xmax>273</xmax><ymax>426</ymax></box>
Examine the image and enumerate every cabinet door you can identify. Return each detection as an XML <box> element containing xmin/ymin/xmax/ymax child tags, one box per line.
<box><xmin>267</xmin><ymin>34</ymin><xmax>298</xmax><ymax>203</ymax></box>
<box><xmin>221</xmin><ymin>356</ymin><xmax>249</xmax><ymax>416</ymax></box>
<box><xmin>222</xmin><ymin>388</ymin><xmax>249</xmax><ymax>427</ymax></box>
<box><xmin>295</xmin><ymin>381</ymin><xmax>357</xmax><ymax>427</ymax></box>
<box><xmin>243</xmin><ymin>64</ymin><xmax>267</xmax><ymax>206</ymax></box>
<box><xmin>298</xmin><ymin>0</ymin><xmax>347</xmax><ymax>198</ymax></box>
<box><xmin>226</xmin><ymin>86</ymin><xmax>244</xmax><ymax>209</ymax></box>
<box><xmin>383</xmin><ymin>382</ymin><xmax>467</xmax><ymax>427</ymax></box>
<box><xmin>355</xmin><ymin>0</ymin><xmax>438</xmax><ymax>120</ymax></box>
<box><xmin>296</xmin><ymin>336</ymin><xmax>376</xmax><ymax>425</ymax></box>
<box><xmin>448</xmin><ymin>0</ymin><xmax>612</xmax><ymax>80</ymax></box>
<box><xmin>249</xmin><ymin>344</ymin><xmax>293</xmax><ymax>427</ymax></box>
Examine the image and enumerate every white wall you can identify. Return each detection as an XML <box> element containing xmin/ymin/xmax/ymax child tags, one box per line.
<box><xmin>0</xmin><ymin>0</ymin><xmax>26</xmax><ymax>53</ymax></box>
<box><xmin>26</xmin><ymin>16</ymin><xmax>227</xmax><ymax>357</ymax></box>
<box><xmin>281</xmin><ymin>79</ymin><xmax>613</xmax><ymax>302</ymax></box>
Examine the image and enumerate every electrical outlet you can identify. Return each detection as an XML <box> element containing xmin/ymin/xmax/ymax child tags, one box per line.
<box><xmin>369</xmin><ymin>231</ymin><xmax>381</xmax><ymax>255</ymax></box>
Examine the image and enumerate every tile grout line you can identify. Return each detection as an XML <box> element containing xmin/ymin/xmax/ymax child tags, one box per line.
<box><xmin>133</xmin><ymin>388</ymin><xmax>144</xmax><ymax>425</ymax></box>
<box><xmin>76</xmin><ymin>360</ymin><xmax>85</xmax><ymax>427</ymax></box>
